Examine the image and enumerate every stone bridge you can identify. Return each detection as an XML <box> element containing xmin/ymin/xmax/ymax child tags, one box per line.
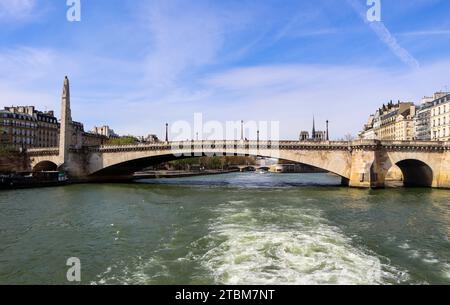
<box><xmin>25</xmin><ymin>139</ymin><xmax>450</xmax><ymax>188</ymax></box>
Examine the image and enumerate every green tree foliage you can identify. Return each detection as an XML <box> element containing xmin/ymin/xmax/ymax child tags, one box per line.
<box><xmin>106</xmin><ymin>136</ymin><xmax>138</xmax><ymax>146</ymax></box>
<box><xmin>223</xmin><ymin>156</ymin><xmax>256</xmax><ymax>166</ymax></box>
<box><xmin>167</xmin><ymin>156</ymin><xmax>256</xmax><ymax>170</ymax></box>
<box><xmin>0</xmin><ymin>126</ymin><xmax>13</xmax><ymax>156</ymax></box>
<box><xmin>169</xmin><ymin>158</ymin><xmax>201</xmax><ymax>170</ymax></box>
<box><xmin>200</xmin><ymin>156</ymin><xmax>224</xmax><ymax>170</ymax></box>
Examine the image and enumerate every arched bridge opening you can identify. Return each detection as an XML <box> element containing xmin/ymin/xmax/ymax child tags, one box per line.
<box><xmin>89</xmin><ymin>152</ymin><xmax>348</xmax><ymax>182</ymax></box>
<box><xmin>33</xmin><ymin>161</ymin><xmax>58</xmax><ymax>172</ymax></box>
<box><xmin>392</xmin><ymin>159</ymin><xmax>433</xmax><ymax>188</ymax></box>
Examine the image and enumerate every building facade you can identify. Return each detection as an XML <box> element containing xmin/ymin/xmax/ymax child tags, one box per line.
<box><xmin>138</xmin><ymin>134</ymin><xmax>160</xmax><ymax>143</ymax></box>
<box><xmin>35</xmin><ymin>110</ymin><xmax>59</xmax><ymax>147</ymax></box>
<box><xmin>0</xmin><ymin>109</ymin><xmax>37</xmax><ymax>149</ymax></box>
<box><xmin>394</xmin><ymin>114</ymin><xmax>415</xmax><ymax>141</ymax></box>
<box><xmin>299</xmin><ymin>131</ymin><xmax>309</xmax><ymax>141</ymax></box>
<box><xmin>91</xmin><ymin>125</ymin><xmax>118</xmax><ymax>138</ymax></box>
<box><xmin>72</xmin><ymin>121</ymin><xmax>108</xmax><ymax>148</ymax></box>
<box><xmin>430</xmin><ymin>93</ymin><xmax>450</xmax><ymax>141</ymax></box>
<box><xmin>414</xmin><ymin>97</ymin><xmax>434</xmax><ymax>141</ymax></box>
<box><xmin>1</xmin><ymin>105</ymin><xmax>109</xmax><ymax>149</ymax></box>
<box><xmin>82</xmin><ymin>132</ymin><xmax>108</xmax><ymax>147</ymax></box>
<box><xmin>359</xmin><ymin>115</ymin><xmax>375</xmax><ymax>139</ymax></box>
<box><xmin>3</xmin><ymin>106</ymin><xmax>59</xmax><ymax>148</ymax></box>
<box><xmin>359</xmin><ymin>101</ymin><xmax>415</xmax><ymax>141</ymax></box>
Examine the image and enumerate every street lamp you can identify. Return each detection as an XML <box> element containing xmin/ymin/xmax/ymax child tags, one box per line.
<box><xmin>165</xmin><ymin>123</ymin><xmax>169</xmax><ymax>142</ymax></box>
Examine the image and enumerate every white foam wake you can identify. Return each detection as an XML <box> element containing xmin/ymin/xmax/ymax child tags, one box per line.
<box><xmin>201</xmin><ymin>202</ymin><xmax>404</xmax><ymax>285</ymax></box>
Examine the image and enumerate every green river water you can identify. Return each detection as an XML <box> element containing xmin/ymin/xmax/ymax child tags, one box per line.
<box><xmin>0</xmin><ymin>173</ymin><xmax>449</xmax><ymax>284</ymax></box>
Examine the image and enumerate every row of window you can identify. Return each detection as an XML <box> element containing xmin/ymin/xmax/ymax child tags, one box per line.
<box><xmin>0</xmin><ymin>120</ymin><xmax>38</xmax><ymax>128</ymax></box>
<box><xmin>38</xmin><ymin>130</ymin><xmax>57</xmax><ymax>136</ymax></box>
<box><xmin>37</xmin><ymin>116</ymin><xmax>57</xmax><ymax>124</ymax></box>
<box><xmin>12</xmin><ymin>137</ymin><xmax>34</xmax><ymax>145</ymax></box>
<box><xmin>38</xmin><ymin>123</ymin><xmax>58</xmax><ymax>129</ymax></box>
<box><xmin>432</xmin><ymin>116</ymin><xmax>450</xmax><ymax>127</ymax></box>
<box><xmin>2</xmin><ymin>128</ymin><xmax>36</xmax><ymax>136</ymax></box>
<box><xmin>1</xmin><ymin>113</ymin><xmax>34</xmax><ymax>121</ymax></box>
<box><xmin>432</xmin><ymin>105</ymin><xmax>450</xmax><ymax>116</ymax></box>
<box><xmin>432</xmin><ymin>128</ymin><xmax>450</xmax><ymax>139</ymax></box>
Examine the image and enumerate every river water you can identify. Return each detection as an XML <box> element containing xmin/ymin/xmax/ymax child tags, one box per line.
<box><xmin>0</xmin><ymin>173</ymin><xmax>449</xmax><ymax>284</ymax></box>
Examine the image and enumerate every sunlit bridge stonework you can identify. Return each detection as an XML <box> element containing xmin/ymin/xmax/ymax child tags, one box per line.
<box><xmin>24</xmin><ymin>77</ymin><xmax>450</xmax><ymax>189</ymax></box>
<box><xmin>27</xmin><ymin>139</ymin><xmax>450</xmax><ymax>188</ymax></box>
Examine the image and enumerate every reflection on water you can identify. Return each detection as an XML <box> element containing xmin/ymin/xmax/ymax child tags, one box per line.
<box><xmin>0</xmin><ymin>173</ymin><xmax>449</xmax><ymax>284</ymax></box>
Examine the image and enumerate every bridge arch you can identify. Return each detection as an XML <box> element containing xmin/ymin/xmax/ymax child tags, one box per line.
<box><xmin>241</xmin><ymin>166</ymin><xmax>256</xmax><ymax>172</ymax></box>
<box><xmin>88</xmin><ymin>147</ymin><xmax>351</xmax><ymax>181</ymax></box>
<box><xmin>33</xmin><ymin>160</ymin><xmax>58</xmax><ymax>172</ymax></box>
<box><xmin>391</xmin><ymin>159</ymin><xmax>433</xmax><ymax>187</ymax></box>
<box><xmin>383</xmin><ymin>151</ymin><xmax>441</xmax><ymax>188</ymax></box>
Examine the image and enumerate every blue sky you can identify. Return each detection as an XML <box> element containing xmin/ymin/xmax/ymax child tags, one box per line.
<box><xmin>1</xmin><ymin>0</ymin><xmax>450</xmax><ymax>139</ymax></box>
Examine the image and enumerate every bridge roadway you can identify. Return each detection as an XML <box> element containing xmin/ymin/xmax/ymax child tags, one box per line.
<box><xmin>26</xmin><ymin>140</ymin><xmax>450</xmax><ymax>188</ymax></box>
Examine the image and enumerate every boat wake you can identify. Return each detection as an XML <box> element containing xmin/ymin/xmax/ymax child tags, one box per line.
<box><xmin>200</xmin><ymin>201</ymin><xmax>408</xmax><ymax>285</ymax></box>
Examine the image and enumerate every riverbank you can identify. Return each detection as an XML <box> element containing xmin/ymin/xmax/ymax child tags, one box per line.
<box><xmin>0</xmin><ymin>169</ymin><xmax>240</xmax><ymax>190</ymax></box>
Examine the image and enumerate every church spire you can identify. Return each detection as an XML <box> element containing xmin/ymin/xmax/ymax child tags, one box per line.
<box><xmin>312</xmin><ymin>116</ymin><xmax>316</xmax><ymax>140</ymax></box>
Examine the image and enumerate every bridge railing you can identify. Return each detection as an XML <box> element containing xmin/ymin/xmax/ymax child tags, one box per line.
<box><xmin>379</xmin><ymin>140</ymin><xmax>445</xmax><ymax>147</ymax></box>
<box><xmin>93</xmin><ymin>140</ymin><xmax>426</xmax><ymax>150</ymax></box>
<box><xmin>26</xmin><ymin>147</ymin><xmax>59</xmax><ymax>156</ymax></box>
<box><xmin>25</xmin><ymin>140</ymin><xmax>450</xmax><ymax>156</ymax></box>
<box><xmin>27</xmin><ymin>147</ymin><xmax>59</xmax><ymax>152</ymax></box>
<box><xmin>93</xmin><ymin>140</ymin><xmax>356</xmax><ymax>152</ymax></box>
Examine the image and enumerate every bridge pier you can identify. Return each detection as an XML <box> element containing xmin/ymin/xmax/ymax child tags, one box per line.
<box><xmin>348</xmin><ymin>145</ymin><xmax>386</xmax><ymax>189</ymax></box>
<box><xmin>436</xmin><ymin>150</ymin><xmax>450</xmax><ymax>188</ymax></box>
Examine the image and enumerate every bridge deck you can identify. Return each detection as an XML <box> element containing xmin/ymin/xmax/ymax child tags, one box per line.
<box><xmin>26</xmin><ymin>140</ymin><xmax>450</xmax><ymax>155</ymax></box>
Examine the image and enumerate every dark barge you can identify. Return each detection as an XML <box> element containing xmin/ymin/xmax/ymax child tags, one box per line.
<box><xmin>0</xmin><ymin>171</ymin><xmax>69</xmax><ymax>190</ymax></box>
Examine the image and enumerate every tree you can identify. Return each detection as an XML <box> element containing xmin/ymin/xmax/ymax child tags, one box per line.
<box><xmin>339</xmin><ymin>133</ymin><xmax>355</xmax><ymax>141</ymax></box>
<box><xmin>206</xmin><ymin>156</ymin><xmax>224</xmax><ymax>170</ymax></box>
<box><xmin>0</xmin><ymin>126</ymin><xmax>12</xmax><ymax>156</ymax></box>
<box><xmin>106</xmin><ymin>136</ymin><xmax>138</xmax><ymax>146</ymax></box>
<box><xmin>223</xmin><ymin>156</ymin><xmax>256</xmax><ymax>166</ymax></box>
<box><xmin>169</xmin><ymin>158</ymin><xmax>200</xmax><ymax>170</ymax></box>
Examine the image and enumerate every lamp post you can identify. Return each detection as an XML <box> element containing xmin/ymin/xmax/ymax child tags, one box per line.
<box><xmin>326</xmin><ymin>120</ymin><xmax>329</xmax><ymax>141</ymax></box>
<box><xmin>165</xmin><ymin>123</ymin><xmax>168</xmax><ymax>142</ymax></box>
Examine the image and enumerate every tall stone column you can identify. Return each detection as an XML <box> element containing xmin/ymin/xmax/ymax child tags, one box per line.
<box><xmin>59</xmin><ymin>76</ymin><xmax>72</xmax><ymax>170</ymax></box>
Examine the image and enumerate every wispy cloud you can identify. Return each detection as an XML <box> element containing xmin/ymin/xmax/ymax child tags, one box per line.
<box><xmin>198</xmin><ymin>58</ymin><xmax>450</xmax><ymax>138</ymax></box>
<box><xmin>398</xmin><ymin>30</ymin><xmax>450</xmax><ymax>37</ymax></box>
<box><xmin>1</xmin><ymin>0</ymin><xmax>449</xmax><ymax>139</ymax></box>
<box><xmin>0</xmin><ymin>47</ymin><xmax>57</xmax><ymax>82</ymax></box>
<box><xmin>141</xmin><ymin>1</ymin><xmax>226</xmax><ymax>89</ymax></box>
<box><xmin>0</xmin><ymin>0</ymin><xmax>36</xmax><ymax>21</ymax></box>
<box><xmin>346</xmin><ymin>0</ymin><xmax>420</xmax><ymax>69</ymax></box>
<box><xmin>0</xmin><ymin>47</ymin><xmax>68</xmax><ymax>113</ymax></box>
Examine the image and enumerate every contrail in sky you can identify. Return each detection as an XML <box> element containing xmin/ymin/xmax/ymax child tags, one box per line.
<box><xmin>346</xmin><ymin>0</ymin><xmax>420</xmax><ymax>69</ymax></box>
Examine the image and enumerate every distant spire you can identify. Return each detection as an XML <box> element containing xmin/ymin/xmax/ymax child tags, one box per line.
<box><xmin>312</xmin><ymin>116</ymin><xmax>316</xmax><ymax>140</ymax></box>
<box><xmin>165</xmin><ymin>123</ymin><xmax>169</xmax><ymax>142</ymax></box>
